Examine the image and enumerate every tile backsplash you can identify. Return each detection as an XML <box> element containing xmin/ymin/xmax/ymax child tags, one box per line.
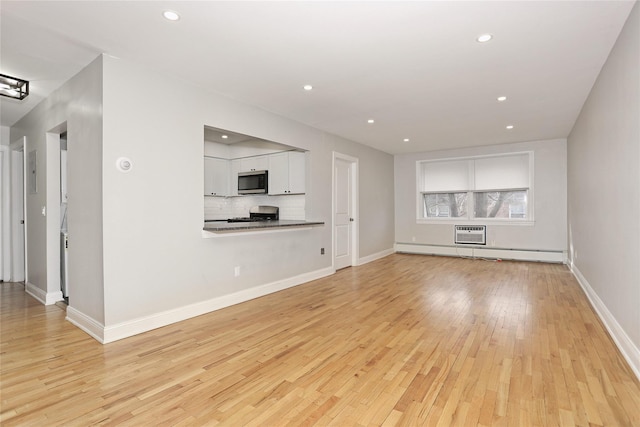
<box><xmin>204</xmin><ymin>195</ymin><xmax>305</xmax><ymax>220</ymax></box>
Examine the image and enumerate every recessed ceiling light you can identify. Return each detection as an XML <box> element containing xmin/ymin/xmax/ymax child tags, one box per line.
<box><xmin>476</xmin><ymin>34</ymin><xmax>493</xmax><ymax>43</ymax></box>
<box><xmin>367</xmin><ymin>119</ymin><xmax>375</xmax><ymax>124</ymax></box>
<box><xmin>221</xmin><ymin>135</ymin><xmax>228</xmax><ymax>139</ymax></box>
<box><xmin>163</xmin><ymin>10</ymin><xmax>180</xmax><ymax>21</ymax></box>
<box><xmin>506</xmin><ymin>125</ymin><xmax>514</xmax><ymax>130</ymax></box>
<box><xmin>403</xmin><ymin>138</ymin><xmax>410</xmax><ymax>142</ymax></box>
<box><xmin>303</xmin><ymin>85</ymin><xmax>313</xmax><ymax>91</ymax></box>
<box><xmin>497</xmin><ymin>96</ymin><xmax>507</xmax><ymax>102</ymax></box>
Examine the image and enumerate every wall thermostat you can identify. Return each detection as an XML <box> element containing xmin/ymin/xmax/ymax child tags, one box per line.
<box><xmin>116</xmin><ymin>157</ymin><xmax>132</xmax><ymax>172</ymax></box>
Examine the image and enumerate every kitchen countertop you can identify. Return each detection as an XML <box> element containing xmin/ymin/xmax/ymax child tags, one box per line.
<box><xmin>203</xmin><ymin>220</ymin><xmax>324</xmax><ymax>233</ymax></box>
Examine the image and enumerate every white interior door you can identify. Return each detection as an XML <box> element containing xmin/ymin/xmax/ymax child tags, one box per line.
<box><xmin>11</xmin><ymin>144</ymin><xmax>25</xmax><ymax>282</ymax></box>
<box><xmin>334</xmin><ymin>155</ymin><xmax>356</xmax><ymax>270</ymax></box>
<box><xmin>0</xmin><ymin>149</ymin><xmax>6</xmax><ymax>281</ymax></box>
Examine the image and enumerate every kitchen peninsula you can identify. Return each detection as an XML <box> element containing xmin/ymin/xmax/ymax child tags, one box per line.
<box><xmin>203</xmin><ymin>219</ymin><xmax>324</xmax><ymax>234</ymax></box>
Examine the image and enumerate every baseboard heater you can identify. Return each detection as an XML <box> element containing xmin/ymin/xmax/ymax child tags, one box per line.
<box><xmin>394</xmin><ymin>243</ymin><xmax>565</xmax><ymax>263</ymax></box>
<box><xmin>454</xmin><ymin>225</ymin><xmax>486</xmax><ymax>245</ymax></box>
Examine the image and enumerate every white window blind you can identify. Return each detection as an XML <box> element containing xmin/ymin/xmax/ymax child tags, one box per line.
<box><xmin>420</xmin><ymin>153</ymin><xmax>530</xmax><ymax>192</ymax></box>
<box><xmin>473</xmin><ymin>154</ymin><xmax>529</xmax><ymax>191</ymax></box>
<box><xmin>420</xmin><ymin>160</ymin><xmax>469</xmax><ymax>192</ymax></box>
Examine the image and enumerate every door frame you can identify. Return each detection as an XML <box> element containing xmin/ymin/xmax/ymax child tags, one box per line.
<box><xmin>332</xmin><ymin>151</ymin><xmax>359</xmax><ymax>270</ymax></box>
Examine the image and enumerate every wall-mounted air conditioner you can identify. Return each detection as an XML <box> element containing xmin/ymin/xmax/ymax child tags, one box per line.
<box><xmin>454</xmin><ymin>225</ymin><xmax>486</xmax><ymax>245</ymax></box>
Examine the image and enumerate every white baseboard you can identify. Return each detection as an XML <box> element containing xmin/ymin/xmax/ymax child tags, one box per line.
<box><xmin>570</xmin><ymin>265</ymin><xmax>640</xmax><ymax>381</ymax></box>
<box><xmin>66</xmin><ymin>307</ymin><xmax>107</xmax><ymax>343</ymax></box>
<box><xmin>25</xmin><ymin>281</ymin><xmax>63</xmax><ymax>305</ymax></box>
<box><xmin>69</xmin><ymin>266</ymin><xmax>335</xmax><ymax>344</ymax></box>
<box><xmin>357</xmin><ymin>248</ymin><xmax>395</xmax><ymax>266</ymax></box>
<box><xmin>395</xmin><ymin>243</ymin><xmax>565</xmax><ymax>263</ymax></box>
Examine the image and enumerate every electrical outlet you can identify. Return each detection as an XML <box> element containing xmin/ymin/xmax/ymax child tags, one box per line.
<box><xmin>320</xmin><ymin>248</ymin><xmax>325</xmax><ymax>255</ymax></box>
<box><xmin>412</xmin><ymin>236</ymin><xmax>416</xmax><ymax>242</ymax></box>
<box><xmin>234</xmin><ymin>266</ymin><xmax>240</xmax><ymax>277</ymax></box>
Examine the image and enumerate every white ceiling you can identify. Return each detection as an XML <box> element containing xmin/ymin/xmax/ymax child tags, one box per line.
<box><xmin>0</xmin><ymin>1</ymin><xmax>634</xmax><ymax>154</ymax></box>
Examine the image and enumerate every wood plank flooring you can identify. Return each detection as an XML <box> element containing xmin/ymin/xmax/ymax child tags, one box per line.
<box><xmin>1</xmin><ymin>254</ymin><xmax>639</xmax><ymax>426</ymax></box>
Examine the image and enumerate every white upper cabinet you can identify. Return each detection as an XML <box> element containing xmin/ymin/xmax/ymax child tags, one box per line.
<box><xmin>204</xmin><ymin>151</ymin><xmax>305</xmax><ymax>197</ymax></box>
<box><xmin>204</xmin><ymin>157</ymin><xmax>229</xmax><ymax>196</ymax></box>
<box><xmin>239</xmin><ymin>155</ymin><xmax>268</xmax><ymax>172</ymax></box>
<box><xmin>268</xmin><ymin>153</ymin><xmax>288</xmax><ymax>195</ymax></box>
<box><xmin>229</xmin><ymin>159</ymin><xmax>242</xmax><ymax>196</ymax></box>
<box><xmin>268</xmin><ymin>151</ymin><xmax>306</xmax><ymax>195</ymax></box>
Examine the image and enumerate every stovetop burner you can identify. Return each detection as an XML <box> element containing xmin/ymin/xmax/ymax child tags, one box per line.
<box><xmin>227</xmin><ymin>205</ymin><xmax>279</xmax><ymax>223</ymax></box>
<box><xmin>227</xmin><ymin>217</ymin><xmax>268</xmax><ymax>223</ymax></box>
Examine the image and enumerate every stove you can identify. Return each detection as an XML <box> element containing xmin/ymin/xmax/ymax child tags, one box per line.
<box><xmin>227</xmin><ymin>205</ymin><xmax>279</xmax><ymax>223</ymax></box>
<box><xmin>226</xmin><ymin>218</ymin><xmax>259</xmax><ymax>223</ymax></box>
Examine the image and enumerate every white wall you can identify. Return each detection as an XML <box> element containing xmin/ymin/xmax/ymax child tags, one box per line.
<box><xmin>567</xmin><ymin>3</ymin><xmax>639</xmax><ymax>377</ymax></box>
<box><xmin>203</xmin><ymin>140</ymin><xmax>230</xmax><ymax>158</ymax></box>
<box><xmin>77</xmin><ymin>55</ymin><xmax>393</xmax><ymax>336</ymax></box>
<box><xmin>0</xmin><ymin>126</ymin><xmax>9</xmax><ymax>145</ymax></box>
<box><xmin>395</xmin><ymin>139</ymin><xmax>567</xmax><ymax>255</ymax></box>
<box><xmin>228</xmin><ymin>140</ymin><xmax>294</xmax><ymax>158</ymax></box>
<box><xmin>9</xmin><ymin>54</ymin><xmax>394</xmax><ymax>340</ymax></box>
<box><xmin>10</xmin><ymin>57</ymin><xmax>105</xmax><ymax>319</ymax></box>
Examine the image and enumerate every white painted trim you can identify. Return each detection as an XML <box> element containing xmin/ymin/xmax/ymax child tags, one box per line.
<box><xmin>416</xmin><ymin>218</ymin><xmax>535</xmax><ymax>227</ymax></box>
<box><xmin>25</xmin><ymin>281</ymin><xmax>63</xmax><ymax>305</ymax></box>
<box><xmin>66</xmin><ymin>306</ymin><xmax>106</xmax><ymax>343</ymax></box>
<box><xmin>25</xmin><ymin>282</ymin><xmax>46</xmax><ymax>304</ymax></box>
<box><xmin>44</xmin><ymin>131</ymin><xmax>62</xmax><ymax>302</ymax></box>
<box><xmin>395</xmin><ymin>243</ymin><xmax>564</xmax><ymax>263</ymax></box>
<box><xmin>71</xmin><ymin>266</ymin><xmax>334</xmax><ymax>344</ymax></box>
<box><xmin>570</xmin><ymin>265</ymin><xmax>640</xmax><ymax>381</ymax></box>
<box><xmin>357</xmin><ymin>248</ymin><xmax>395</xmax><ymax>266</ymax></box>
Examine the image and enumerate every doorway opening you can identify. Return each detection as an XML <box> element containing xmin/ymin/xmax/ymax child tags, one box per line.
<box><xmin>44</xmin><ymin>123</ymin><xmax>68</xmax><ymax>304</ymax></box>
<box><xmin>60</xmin><ymin>132</ymin><xmax>68</xmax><ymax>303</ymax></box>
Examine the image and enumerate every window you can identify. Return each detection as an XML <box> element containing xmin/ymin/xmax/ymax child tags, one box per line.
<box><xmin>418</xmin><ymin>153</ymin><xmax>532</xmax><ymax>222</ymax></box>
<box><xmin>473</xmin><ymin>190</ymin><xmax>528</xmax><ymax>219</ymax></box>
<box><xmin>424</xmin><ymin>192</ymin><xmax>467</xmax><ymax>218</ymax></box>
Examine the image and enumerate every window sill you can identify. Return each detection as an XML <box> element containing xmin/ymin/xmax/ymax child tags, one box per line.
<box><xmin>416</xmin><ymin>218</ymin><xmax>535</xmax><ymax>226</ymax></box>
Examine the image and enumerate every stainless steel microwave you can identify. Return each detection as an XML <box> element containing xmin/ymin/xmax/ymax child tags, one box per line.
<box><xmin>238</xmin><ymin>170</ymin><xmax>268</xmax><ymax>194</ymax></box>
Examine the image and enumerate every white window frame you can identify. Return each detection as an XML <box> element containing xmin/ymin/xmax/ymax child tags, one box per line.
<box><xmin>416</xmin><ymin>152</ymin><xmax>535</xmax><ymax>225</ymax></box>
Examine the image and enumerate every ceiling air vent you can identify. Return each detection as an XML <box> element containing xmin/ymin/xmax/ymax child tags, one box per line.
<box><xmin>454</xmin><ymin>225</ymin><xmax>486</xmax><ymax>245</ymax></box>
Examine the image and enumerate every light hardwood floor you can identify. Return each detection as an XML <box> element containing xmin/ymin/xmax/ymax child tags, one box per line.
<box><xmin>1</xmin><ymin>254</ymin><xmax>639</xmax><ymax>426</ymax></box>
